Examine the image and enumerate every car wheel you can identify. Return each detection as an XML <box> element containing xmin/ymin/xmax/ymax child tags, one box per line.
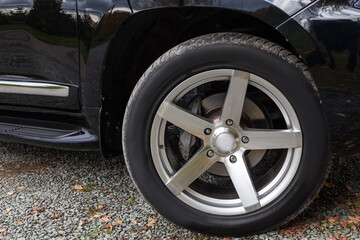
<box><xmin>122</xmin><ymin>33</ymin><xmax>329</xmax><ymax>236</ymax></box>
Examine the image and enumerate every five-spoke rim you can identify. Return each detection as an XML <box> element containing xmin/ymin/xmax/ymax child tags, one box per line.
<box><xmin>151</xmin><ymin>69</ymin><xmax>302</xmax><ymax>215</ymax></box>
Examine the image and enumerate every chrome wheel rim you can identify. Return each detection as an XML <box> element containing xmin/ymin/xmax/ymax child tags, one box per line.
<box><xmin>151</xmin><ymin>69</ymin><xmax>302</xmax><ymax>215</ymax></box>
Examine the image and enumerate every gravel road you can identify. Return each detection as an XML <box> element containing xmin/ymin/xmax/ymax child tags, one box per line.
<box><xmin>0</xmin><ymin>141</ymin><xmax>358</xmax><ymax>239</ymax></box>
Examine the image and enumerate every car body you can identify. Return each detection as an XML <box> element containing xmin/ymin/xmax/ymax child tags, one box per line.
<box><xmin>0</xmin><ymin>0</ymin><xmax>358</xmax><ymax>236</ymax></box>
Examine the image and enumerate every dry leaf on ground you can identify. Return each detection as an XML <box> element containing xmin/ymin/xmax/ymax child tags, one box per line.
<box><xmin>16</xmin><ymin>222</ymin><xmax>23</xmax><ymax>225</ymax></box>
<box><xmin>51</xmin><ymin>216</ymin><xmax>60</xmax><ymax>220</ymax></box>
<box><xmin>324</xmin><ymin>182</ymin><xmax>334</xmax><ymax>188</ymax></box>
<box><xmin>30</xmin><ymin>210</ymin><xmax>40</xmax><ymax>215</ymax></box>
<box><xmin>0</xmin><ymin>228</ymin><xmax>6</xmax><ymax>233</ymax></box>
<box><xmin>348</xmin><ymin>215</ymin><xmax>360</xmax><ymax>223</ymax></box>
<box><xmin>147</xmin><ymin>217</ymin><xmax>158</xmax><ymax>227</ymax></box>
<box><xmin>103</xmin><ymin>223</ymin><xmax>113</xmax><ymax>233</ymax></box>
<box><xmin>55</xmin><ymin>232</ymin><xmax>62</xmax><ymax>237</ymax></box>
<box><xmin>73</xmin><ymin>185</ymin><xmax>83</xmax><ymax>190</ymax></box>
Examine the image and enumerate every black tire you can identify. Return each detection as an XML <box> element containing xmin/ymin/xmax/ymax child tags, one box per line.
<box><xmin>122</xmin><ymin>33</ymin><xmax>329</xmax><ymax>236</ymax></box>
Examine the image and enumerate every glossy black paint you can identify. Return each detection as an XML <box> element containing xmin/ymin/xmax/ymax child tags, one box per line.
<box><xmin>279</xmin><ymin>0</ymin><xmax>360</xmax><ymax>155</ymax></box>
<box><xmin>0</xmin><ymin>0</ymin><xmax>359</xmax><ymax>156</ymax></box>
<box><xmin>0</xmin><ymin>0</ymin><xmax>80</xmax><ymax>110</ymax></box>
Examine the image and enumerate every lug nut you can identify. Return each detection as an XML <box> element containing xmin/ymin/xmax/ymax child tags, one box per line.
<box><xmin>241</xmin><ymin>136</ymin><xmax>249</xmax><ymax>144</ymax></box>
<box><xmin>204</xmin><ymin>128</ymin><xmax>212</xmax><ymax>135</ymax></box>
<box><xmin>229</xmin><ymin>155</ymin><xmax>237</xmax><ymax>163</ymax></box>
<box><xmin>207</xmin><ymin>150</ymin><xmax>214</xmax><ymax>158</ymax></box>
<box><xmin>226</xmin><ymin>119</ymin><xmax>233</xmax><ymax>126</ymax></box>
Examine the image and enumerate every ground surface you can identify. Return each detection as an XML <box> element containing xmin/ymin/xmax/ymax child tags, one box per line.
<box><xmin>0</xmin><ymin>141</ymin><xmax>358</xmax><ymax>239</ymax></box>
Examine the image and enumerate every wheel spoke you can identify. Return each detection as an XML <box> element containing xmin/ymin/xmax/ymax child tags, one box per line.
<box><xmin>157</xmin><ymin>101</ymin><xmax>213</xmax><ymax>139</ymax></box>
<box><xmin>224</xmin><ymin>151</ymin><xmax>260</xmax><ymax>212</ymax></box>
<box><xmin>166</xmin><ymin>146</ymin><xmax>219</xmax><ymax>196</ymax></box>
<box><xmin>242</xmin><ymin>129</ymin><xmax>302</xmax><ymax>150</ymax></box>
<box><xmin>221</xmin><ymin>70</ymin><xmax>249</xmax><ymax>125</ymax></box>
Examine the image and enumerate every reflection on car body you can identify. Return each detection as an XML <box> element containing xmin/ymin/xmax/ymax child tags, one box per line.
<box><xmin>0</xmin><ymin>0</ymin><xmax>359</xmax><ymax>236</ymax></box>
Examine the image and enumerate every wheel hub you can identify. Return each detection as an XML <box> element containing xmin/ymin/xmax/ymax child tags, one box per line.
<box><xmin>214</xmin><ymin>132</ymin><xmax>236</xmax><ymax>153</ymax></box>
<box><xmin>211</xmin><ymin>127</ymin><xmax>240</xmax><ymax>156</ymax></box>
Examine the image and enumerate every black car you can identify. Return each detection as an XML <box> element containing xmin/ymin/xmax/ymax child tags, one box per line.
<box><xmin>0</xmin><ymin>0</ymin><xmax>358</xmax><ymax>236</ymax></box>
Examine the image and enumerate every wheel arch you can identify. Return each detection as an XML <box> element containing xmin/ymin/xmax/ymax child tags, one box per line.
<box><xmin>98</xmin><ymin>5</ymin><xmax>321</xmax><ymax>156</ymax></box>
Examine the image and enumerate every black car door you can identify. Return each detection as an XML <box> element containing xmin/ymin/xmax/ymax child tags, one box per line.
<box><xmin>0</xmin><ymin>0</ymin><xmax>80</xmax><ymax>110</ymax></box>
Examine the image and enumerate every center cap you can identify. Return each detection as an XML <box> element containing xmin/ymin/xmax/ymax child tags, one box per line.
<box><xmin>215</xmin><ymin>132</ymin><xmax>236</xmax><ymax>153</ymax></box>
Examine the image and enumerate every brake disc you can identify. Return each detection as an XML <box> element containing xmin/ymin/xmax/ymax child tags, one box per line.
<box><xmin>202</xmin><ymin>93</ymin><xmax>270</xmax><ymax>176</ymax></box>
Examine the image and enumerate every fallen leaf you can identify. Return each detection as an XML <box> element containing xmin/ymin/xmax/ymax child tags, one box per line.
<box><xmin>51</xmin><ymin>216</ymin><xmax>60</xmax><ymax>220</ymax></box>
<box><xmin>146</xmin><ymin>217</ymin><xmax>158</xmax><ymax>227</ymax></box>
<box><xmin>340</xmin><ymin>221</ymin><xmax>350</xmax><ymax>227</ymax></box>
<box><xmin>7</xmin><ymin>192</ymin><xmax>14</xmax><ymax>195</ymax></box>
<box><xmin>103</xmin><ymin>223</ymin><xmax>113</xmax><ymax>232</ymax></box>
<box><xmin>51</xmin><ymin>210</ymin><xmax>57</xmax><ymax>214</ymax></box>
<box><xmin>79</xmin><ymin>221</ymin><xmax>84</xmax><ymax>226</ymax></box>
<box><xmin>30</xmin><ymin>210</ymin><xmax>40</xmax><ymax>215</ymax></box>
<box><xmin>13</xmin><ymin>185</ymin><xmax>24</xmax><ymax>190</ymax></box>
<box><xmin>6</xmin><ymin>208</ymin><xmax>12</xmax><ymax>212</ymax></box>
<box><xmin>131</xmin><ymin>219</ymin><xmax>138</xmax><ymax>224</ymax></box>
<box><xmin>334</xmin><ymin>215</ymin><xmax>341</xmax><ymax>222</ymax></box>
<box><xmin>87</xmin><ymin>217</ymin><xmax>94</xmax><ymax>222</ymax></box>
<box><xmin>98</xmin><ymin>205</ymin><xmax>104</xmax><ymax>210</ymax></box>
<box><xmin>348</xmin><ymin>215</ymin><xmax>360</xmax><ymax>223</ymax></box>
<box><xmin>335</xmin><ymin>234</ymin><xmax>347</xmax><ymax>240</ymax></box>
<box><xmin>351</xmin><ymin>225</ymin><xmax>357</xmax><ymax>230</ymax></box>
<box><xmin>324</xmin><ymin>182</ymin><xmax>333</xmax><ymax>188</ymax></box>
<box><xmin>16</xmin><ymin>221</ymin><xmax>23</xmax><ymax>225</ymax></box>
<box><xmin>328</xmin><ymin>218</ymin><xmax>336</xmax><ymax>223</ymax></box>
<box><xmin>55</xmin><ymin>232</ymin><xmax>62</xmax><ymax>237</ymax></box>
<box><xmin>115</xmin><ymin>220</ymin><xmax>123</xmax><ymax>225</ymax></box>
<box><xmin>101</xmin><ymin>217</ymin><xmax>109</xmax><ymax>222</ymax></box>
<box><xmin>73</xmin><ymin>185</ymin><xmax>83</xmax><ymax>190</ymax></box>
<box><xmin>0</xmin><ymin>228</ymin><xmax>6</xmax><ymax>233</ymax></box>
<box><xmin>93</xmin><ymin>214</ymin><xmax>101</xmax><ymax>218</ymax></box>
<box><xmin>9</xmin><ymin>177</ymin><xmax>14</xmax><ymax>180</ymax></box>
<box><xmin>351</xmin><ymin>153</ymin><xmax>360</xmax><ymax>157</ymax></box>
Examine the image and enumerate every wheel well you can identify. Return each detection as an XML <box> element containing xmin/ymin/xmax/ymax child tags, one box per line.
<box><xmin>100</xmin><ymin>7</ymin><xmax>298</xmax><ymax>155</ymax></box>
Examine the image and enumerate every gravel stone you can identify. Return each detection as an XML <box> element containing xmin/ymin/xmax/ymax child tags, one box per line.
<box><xmin>0</xmin><ymin>139</ymin><xmax>357</xmax><ymax>239</ymax></box>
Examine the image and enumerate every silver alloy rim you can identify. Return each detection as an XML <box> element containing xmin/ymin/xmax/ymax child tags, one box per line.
<box><xmin>151</xmin><ymin>69</ymin><xmax>302</xmax><ymax>215</ymax></box>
